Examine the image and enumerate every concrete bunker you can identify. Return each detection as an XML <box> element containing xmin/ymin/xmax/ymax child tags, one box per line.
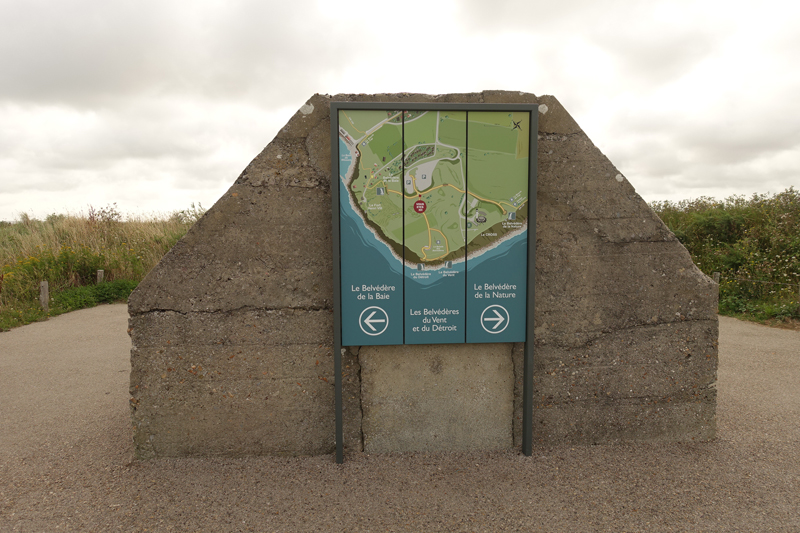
<box><xmin>128</xmin><ymin>91</ymin><xmax>718</xmax><ymax>459</ymax></box>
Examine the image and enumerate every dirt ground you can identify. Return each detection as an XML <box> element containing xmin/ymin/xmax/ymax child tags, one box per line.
<box><xmin>1</xmin><ymin>305</ymin><xmax>798</xmax><ymax>532</ymax></box>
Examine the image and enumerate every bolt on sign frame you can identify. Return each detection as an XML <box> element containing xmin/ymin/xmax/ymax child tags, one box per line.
<box><xmin>330</xmin><ymin>102</ymin><xmax>537</xmax><ymax>463</ymax></box>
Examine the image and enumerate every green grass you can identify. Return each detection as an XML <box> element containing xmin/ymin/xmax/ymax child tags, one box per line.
<box><xmin>0</xmin><ymin>280</ymin><xmax>139</xmax><ymax>331</ymax></box>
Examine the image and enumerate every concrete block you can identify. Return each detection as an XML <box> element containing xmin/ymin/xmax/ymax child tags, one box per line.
<box><xmin>130</xmin><ymin>312</ymin><xmax>360</xmax><ymax>458</ymax></box>
<box><xmin>359</xmin><ymin>344</ymin><xmax>514</xmax><ymax>453</ymax></box>
<box><xmin>129</xmin><ymin>91</ymin><xmax>718</xmax><ymax>458</ymax></box>
<box><xmin>513</xmin><ymin>319</ymin><xmax>718</xmax><ymax>447</ymax></box>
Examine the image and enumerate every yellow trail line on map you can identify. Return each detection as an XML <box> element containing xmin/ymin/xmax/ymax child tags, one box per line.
<box><xmin>385</xmin><ymin>182</ymin><xmax>521</xmax><ymax>215</ymax></box>
<box><xmin>412</xmin><ymin>175</ymin><xmax>450</xmax><ymax>261</ymax></box>
<box><xmin>401</xmin><ymin>183</ymin><xmax>510</xmax><ymax>215</ymax></box>
<box><xmin>366</xmin><ymin>175</ymin><xmax>525</xmax><ymax>262</ymax></box>
<box><xmin>365</xmin><ymin>177</ymin><xmax>384</xmax><ymax>191</ymax></box>
<box><xmin>419</xmin><ymin>213</ymin><xmax>450</xmax><ymax>261</ymax></box>
<box><xmin>349</xmin><ymin>124</ymin><xmax>524</xmax><ymax>262</ymax></box>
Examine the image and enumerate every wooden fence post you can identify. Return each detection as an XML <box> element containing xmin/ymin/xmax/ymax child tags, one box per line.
<box><xmin>39</xmin><ymin>281</ymin><xmax>49</xmax><ymax>312</ymax></box>
<box><xmin>711</xmin><ymin>273</ymin><xmax>720</xmax><ymax>313</ymax></box>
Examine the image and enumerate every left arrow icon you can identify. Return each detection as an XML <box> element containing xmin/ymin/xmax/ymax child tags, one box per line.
<box><xmin>363</xmin><ymin>311</ymin><xmax>385</xmax><ymax>331</ymax></box>
<box><xmin>358</xmin><ymin>306</ymin><xmax>389</xmax><ymax>336</ymax></box>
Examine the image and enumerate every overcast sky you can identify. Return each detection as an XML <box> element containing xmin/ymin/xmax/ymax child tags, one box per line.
<box><xmin>1</xmin><ymin>0</ymin><xmax>798</xmax><ymax>221</ymax></box>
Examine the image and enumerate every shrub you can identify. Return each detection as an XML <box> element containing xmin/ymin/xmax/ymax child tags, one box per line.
<box><xmin>52</xmin><ymin>279</ymin><xmax>139</xmax><ymax>312</ymax></box>
<box><xmin>652</xmin><ymin>188</ymin><xmax>800</xmax><ymax>321</ymax></box>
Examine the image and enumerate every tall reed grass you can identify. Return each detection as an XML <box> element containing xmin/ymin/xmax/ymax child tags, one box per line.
<box><xmin>0</xmin><ymin>203</ymin><xmax>204</xmax><ymax>330</ymax></box>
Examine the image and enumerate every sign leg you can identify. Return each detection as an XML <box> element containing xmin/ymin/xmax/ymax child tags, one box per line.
<box><xmin>523</xmin><ymin>340</ymin><xmax>533</xmax><ymax>456</ymax></box>
<box><xmin>335</xmin><ymin>343</ymin><xmax>344</xmax><ymax>464</ymax></box>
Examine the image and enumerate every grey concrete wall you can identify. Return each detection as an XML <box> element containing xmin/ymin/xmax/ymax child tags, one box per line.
<box><xmin>129</xmin><ymin>91</ymin><xmax>717</xmax><ymax>458</ymax></box>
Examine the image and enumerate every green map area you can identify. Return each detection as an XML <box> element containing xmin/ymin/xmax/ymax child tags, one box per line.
<box><xmin>339</xmin><ymin>109</ymin><xmax>529</xmax><ymax>266</ymax></box>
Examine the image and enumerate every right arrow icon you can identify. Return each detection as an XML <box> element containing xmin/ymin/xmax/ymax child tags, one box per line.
<box><xmin>485</xmin><ymin>309</ymin><xmax>505</xmax><ymax>329</ymax></box>
<box><xmin>480</xmin><ymin>305</ymin><xmax>510</xmax><ymax>334</ymax></box>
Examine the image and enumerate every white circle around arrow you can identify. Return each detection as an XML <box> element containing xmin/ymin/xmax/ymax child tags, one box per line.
<box><xmin>358</xmin><ymin>306</ymin><xmax>389</xmax><ymax>336</ymax></box>
<box><xmin>480</xmin><ymin>304</ymin><xmax>510</xmax><ymax>334</ymax></box>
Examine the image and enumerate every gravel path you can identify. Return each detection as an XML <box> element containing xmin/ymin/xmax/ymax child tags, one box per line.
<box><xmin>1</xmin><ymin>305</ymin><xmax>798</xmax><ymax>532</ymax></box>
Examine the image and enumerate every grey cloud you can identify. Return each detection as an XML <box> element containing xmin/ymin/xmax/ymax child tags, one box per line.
<box><xmin>0</xmin><ymin>168</ymin><xmax>86</xmax><ymax>194</ymax></box>
<box><xmin>593</xmin><ymin>84</ymin><xmax>800</xmax><ymax>202</ymax></box>
<box><xmin>456</xmin><ymin>0</ymin><xmax>722</xmax><ymax>91</ymax></box>
<box><xmin>455</xmin><ymin>0</ymin><xmax>608</xmax><ymax>32</ymax></box>
<box><xmin>608</xmin><ymin>94</ymin><xmax>800</xmax><ymax>170</ymax></box>
<box><xmin>0</xmin><ymin>0</ymin><xmax>358</xmax><ymax>108</ymax></box>
<box><xmin>1</xmin><ymin>0</ymin><xmax>798</xmax><ymax>217</ymax></box>
<box><xmin>593</xmin><ymin>31</ymin><xmax>716</xmax><ymax>89</ymax></box>
<box><xmin>0</xmin><ymin>95</ymin><xmax>272</xmax><ymax>173</ymax></box>
<box><xmin>612</xmin><ymin>133</ymin><xmax>800</xmax><ymax>202</ymax></box>
<box><xmin>0</xmin><ymin>0</ymin><xmax>177</xmax><ymax>104</ymax></box>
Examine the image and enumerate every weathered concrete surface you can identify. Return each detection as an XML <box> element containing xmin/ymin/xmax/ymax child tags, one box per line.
<box><xmin>360</xmin><ymin>344</ymin><xmax>514</xmax><ymax>453</ymax></box>
<box><xmin>129</xmin><ymin>309</ymin><xmax>361</xmax><ymax>457</ymax></box>
<box><xmin>513</xmin><ymin>320</ymin><xmax>717</xmax><ymax>446</ymax></box>
<box><xmin>129</xmin><ymin>91</ymin><xmax>718</xmax><ymax>458</ymax></box>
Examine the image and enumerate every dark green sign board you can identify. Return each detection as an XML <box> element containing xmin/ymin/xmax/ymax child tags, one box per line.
<box><xmin>330</xmin><ymin>102</ymin><xmax>537</xmax><ymax>462</ymax></box>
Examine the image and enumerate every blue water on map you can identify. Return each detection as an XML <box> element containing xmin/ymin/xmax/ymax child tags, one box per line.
<box><xmin>339</xmin><ymin>139</ymin><xmax>402</xmax><ymax>275</ymax></box>
<box><xmin>465</xmin><ymin>234</ymin><xmax>528</xmax><ymax>343</ymax></box>
<box><xmin>403</xmin><ymin>234</ymin><xmax>524</xmax><ymax>286</ymax></box>
<box><xmin>339</xmin><ymin>139</ymin><xmax>403</xmax><ymax>345</ymax></box>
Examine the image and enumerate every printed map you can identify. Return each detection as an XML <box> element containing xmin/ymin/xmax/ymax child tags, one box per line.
<box><xmin>338</xmin><ymin>109</ymin><xmax>530</xmax><ymax>267</ymax></box>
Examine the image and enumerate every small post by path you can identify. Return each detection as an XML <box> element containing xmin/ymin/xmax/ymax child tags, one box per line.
<box><xmin>97</xmin><ymin>269</ymin><xmax>104</xmax><ymax>284</ymax></box>
<box><xmin>39</xmin><ymin>281</ymin><xmax>49</xmax><ymax>312</ymax></box>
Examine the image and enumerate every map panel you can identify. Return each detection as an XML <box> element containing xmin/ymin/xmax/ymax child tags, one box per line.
<box><xmin>403</xmin><ymin>111</ymin><xmax>467</xmax><ymax>344</ymax></box>
<box><xmin>466</xmin><ymin>111</ymin><xmax>530</xmax><ymax>342</ymax></box>
<box><xmin>339</xmin><ymin>110</ymin><xmax>404</xmax><ymax>346</ymax></box>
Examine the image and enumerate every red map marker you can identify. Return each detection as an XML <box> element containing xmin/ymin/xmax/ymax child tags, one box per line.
<box><xmin>414</xmin><ymin>200</ymin><xmax>427</xmax><ymax>213</ymax></box>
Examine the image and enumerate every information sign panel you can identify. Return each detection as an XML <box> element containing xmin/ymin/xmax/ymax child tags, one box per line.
<box><xmin>334</xmin><ymin>104</ymin><xmax>536</xmax><ymax>346</ymax></box>
<box><xmin>330</xmin><ymin>101</ymin><xmax>538</xmax><ymax>463</ymax></box>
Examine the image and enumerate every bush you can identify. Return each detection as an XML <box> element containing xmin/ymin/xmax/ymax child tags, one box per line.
<box><xmin>52</xmin><ymin>279</ymin><xmax>139</xmax><ymax>312</ymax></box>
<box><xmin>652</xmin><ymin>188</ymin><xmax>800</xmax><ymax>321</ymax></box>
